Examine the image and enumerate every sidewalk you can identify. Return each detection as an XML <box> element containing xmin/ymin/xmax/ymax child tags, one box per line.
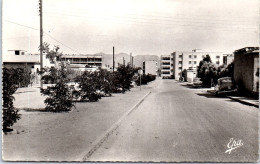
<box><xmin>13</xmin><ymin>85</ymin><xmax>46</xmax><ymax>109</ymax></box>
<box><xmin>226</xmin><ymin>95</ymin><xmax>259</xmax><ymax>108</ymax></box>
<box><xmin>3</xmin><ymin>79</ymin><xmax>158</xmax><ymax>161</ymax></box>
<box><xmin>207</xmin><ymin>90</ymin><xmax>259</xmax><ymax>108</ymax></box>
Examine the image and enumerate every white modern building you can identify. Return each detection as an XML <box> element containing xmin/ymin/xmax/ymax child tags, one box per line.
<box><xmin>171</xmin><ymin>50</ymin><xmax>224</xmax><ymax>80</ymax></box>
<box><xmin>160</xmin><ymin>55</ymin><xmax>172</xmax><ymax>78</ymax></box>
<box><xmin>143</xmin><ymin>61</ymin><xmax>158</xmax><ymax>75</ymax></box>
<box><xmin>61</xmin><ymin>54</ymin><xmax>103</xmax><ymax>68</ymax></box>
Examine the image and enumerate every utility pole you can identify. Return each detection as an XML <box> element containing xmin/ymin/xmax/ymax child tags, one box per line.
<box><xmin>130</xmin><ymin>53</ymin><xmax>132</xmax><ymax>67</ymax></box>
<box><xmin>113</xmin><ymin>46</ymin><xmax>115</xmax><ymax>72</ymax></box>
<box><xmin>39</xmin><ymin>0</ymin><xmax>43</xmax><ymax>88</ymax></box>
<box><xmin>132</xmin><ymin>56</ymin><xmax>134</xmax><ymax>67</ymax></box>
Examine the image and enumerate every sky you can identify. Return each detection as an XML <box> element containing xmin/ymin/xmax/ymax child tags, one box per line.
<box><xmin>2</xmin><ymin>0</ymin><xmax>259</xmax><ymax>56</ymax></box>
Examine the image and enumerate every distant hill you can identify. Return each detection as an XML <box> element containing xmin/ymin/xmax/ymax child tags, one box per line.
<box><xmin>96</xmin><ymin>53</ymin><xmax>160</xmax><ymax>68</ymax></box>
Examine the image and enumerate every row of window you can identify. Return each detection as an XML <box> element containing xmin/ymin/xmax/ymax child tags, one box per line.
<box><xmin>162</xmin><ymin>62</ymin><xmax>170</xmax><ymax>65</ymax></box>
<box><xmin>162</xmin><ymin>71</ymin><xmax>170</xmax><ymax>74</ymax></box>
<box><xmin>178</xmin><ymin>55</ymin><xmax>220</xmax><ymax>59</ymax></box>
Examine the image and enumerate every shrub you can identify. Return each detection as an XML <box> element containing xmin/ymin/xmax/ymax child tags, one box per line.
<box><xmin>74</xmin><ymin>71</ymin><xmax>102</xmax><ymax>102</ymax></box>
<box><xmin>2</xmin><ymin>68</ymin><xmax>21</xmax><ymax>132</ymax></box>
<box><xmin>135</xmin><ymin>74</ymin><xmax>156</xmax><ymax>86</ymax></box>
<box><xmin>41</xmin><ymin>63</ymin><xmax>75</xmax><ymax>112</ymax></box>
<box><xmin>114</xmin><ymin>64</ymin><xmax>136</xmax><ymax>92</ymax></box>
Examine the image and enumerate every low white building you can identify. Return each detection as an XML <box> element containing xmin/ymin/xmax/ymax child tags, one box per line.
<box><xmin>143</xmin><ymin>61</ymin><xmax>158</xmax><ymax>75</ymax></box>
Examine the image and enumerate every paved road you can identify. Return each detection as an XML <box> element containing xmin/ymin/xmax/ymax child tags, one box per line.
<box><xmin>88</xmin><ymin>79</ymin><xmax>258</xmax><ymax>162</ymax></box>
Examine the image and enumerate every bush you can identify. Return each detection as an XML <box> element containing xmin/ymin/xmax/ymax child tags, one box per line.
<box><xmin>16</xmin><ymin>67</ymin><xmax>31</xmax><ymax>87</ymax></box>
<box><xmin>114</xmin><ymin>64</ymin><xmax>136</xmax><ymax>92</ymax></box>
<box><xmin>41</xmin><ymin>63</ymin><xmax>75</xmax><ymax>112</ymax></box>
<box><xmin>74</xmin><ymin>71</ymin><xmax>102</xmax><ymax>102</ymax></box>
<box><xmin>135</xmin><ymin>74</ymin><xmax>156</xmax><ymax>86</ymax></box>
<box><xmin>2</xmin><ymin>68</ymin><xmax>21</xmax><ymax>132</ymax></box>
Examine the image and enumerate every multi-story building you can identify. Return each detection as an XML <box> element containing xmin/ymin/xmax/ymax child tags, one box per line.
<box><xmin>143</xmin><ymin>61</ymin><xmax>158</xmax><ymax>76</ymax></box>
<box><xmin>171</xmin><ymin>50</ymin><xmax>224</xmax><ymax>80</ymax></box>
<box><xmin>223</xmin><ymin>54</ymin><xmax>234</xmax><ymax>65</ymax></box>
<box><xmin>160</xmin><ymin>55</ymin><xmax>172</xmax><ymax>78</ymax></box>
<box><xmin>61</xmin><ymin>54</ymin><xmax>103</xmax><ymax>68</ymax></box>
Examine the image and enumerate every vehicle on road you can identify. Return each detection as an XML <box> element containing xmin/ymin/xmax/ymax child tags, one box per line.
<box><xmin>192</xmin><ymin>78</ymin><xmax>202</xmax><ymax>88</ymax></box>
<box><xmin>215</xmin><ymin>77</ymin><xmax>237</xmax><ymax>95</ymax></box>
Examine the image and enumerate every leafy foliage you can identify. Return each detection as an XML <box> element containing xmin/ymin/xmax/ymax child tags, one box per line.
<box><xmin>16</xmin><ymin>67</ymin><xmax>31</xmax><ymax>87</ymax></box>
<box><xmin>114</xmin><ymin>64</ymin><xmax>137</xmax><ymax>92</ymax></box>
<box><xmin>135</xmin><ymin>74</ymin><xmax>156</xmax><ymax>86</ymax></box>
<box><xmin>41</xmin><ymin>62</ymin><xmax>75</xmax><ymax>112</ymax></box>
<box><xmin>41</xmin><ymin>42</ymin><xmax>62</xmax><ymax>63</ymax></box>
<box><xmin>197</xmin><ymin>55</ymin><xmax>218</xmax><ymax>87</ymax></box>
<box><xmin>3</xmin><ymin>68</ymin><xmax>21</xmax><ymax>132</ymax></box>
<box><xmin>74</xmin><ymin>71</ymin><xmax>102</xmax><ymax>102</ymax></box>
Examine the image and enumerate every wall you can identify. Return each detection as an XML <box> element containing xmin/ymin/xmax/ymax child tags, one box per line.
<box><xmin>161</xmin><ymin>55</ymin><xmax>171</xmax><ymax>77</ymax></box>
<box><xmin>144</xmin><ymin>61</ymin><xmax>157</xmax><ymax>75</ymax></box>
<box><xmin>234</xmin><ymin>51</ymin><xmax>258</xmax><ymax>93</ymax></box>
<box><xmin>172</xmin><ymin>51</ymin><xmax>223</xmax><ymax>80</ymax></box>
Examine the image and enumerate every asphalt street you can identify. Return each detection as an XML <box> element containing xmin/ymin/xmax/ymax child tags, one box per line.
<box><xmin>88</xmin><ymin>79</ymin><xmax>258</xmax><ymax>162</ymax></box>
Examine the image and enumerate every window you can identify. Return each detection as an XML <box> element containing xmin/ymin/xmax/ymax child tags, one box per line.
<box><xmin>194</xmin><ymin>61</ymin><xmax>197</xmax><ymax>64</ymax></box>
<box><xmin>179</xmin><ymin>55</ymin><xmax>182</xmax><ymax>58</ymax></box>
<box><xmin>194</xmin><ymin>55</ymin><xmax>197</xmax><ymax>58</ymax></box>
<box><xmin>178</xmin><ymin>61</ymin><xmax>182</xmax><ymax>64</ymax></box>
<box><xmin>216</xmin><ymin>61</ymin><xmax>220</xmax><ymax>64</ymax></box>
<box><xmin>189</xmin><ymin>55</ymin><xmax>192</xmax><ymax>58</ymax></box>
<box><xmin>15</xmin><ymin>50</ymin><xmax>19</xmax><ymax>55</ymax></box>
<box><xmin>189</xmin><ymin>61</ymin><xmax>192</xmax><ymax>64</ymax></box>
<box><xmin>178</xmin><ymin>67</ymin><xmax>182</xmax><ymax>70</ymax></box>
<box><xmin>21</xmin><ymin>52</ymin><xmax>25</xmax><ymax>55</ymax></box>
<box><xmin>162</xmin><ymin>57</ymin><xmax>170</xmax><ymax>60</ymax></box>
<box><xmin>216</xmin><ymin>55</ymin><xmax>220</xmax><ymax>58</ymax></box>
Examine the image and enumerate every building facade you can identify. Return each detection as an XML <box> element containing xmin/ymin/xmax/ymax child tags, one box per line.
<box><xmin>171</xmin><ymin>50</ymin><xmax>224</xmax><ymax>80</ymax></box>
<box><xmin>61</xmin><ymin>54</ymin><xmax>103</xmax><ymax>68</ymax></box>
<box><xmin>143</xmin><ymin>61</ymin><xmax>158</xmax><ymax>75</ymax></box>
<box><xmin>223</xmin><ymin>54</ymin><xmax>234</xmax><ymax>66</ymax></box>
<box><xmin>3</xmin><ymin>50</ymin><xmax>41</xmax><ymax>84</ymax></box>
<box><xmin>160</xmin><ymin>55</ymin><xmax>172</xmax><ymax>78</ymax></box>
<box><xmin>233</xmin><ymin>47</ymin><xmax>259</xmax><ymax>96</ymax></box>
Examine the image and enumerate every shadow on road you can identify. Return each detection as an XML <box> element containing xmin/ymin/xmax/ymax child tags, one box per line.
<box><xmin>181</xmin><ymin>84</ymin><xmax>209</xmax><ymax>90</ymax></box>
<box><xmin>196</xmin><ymin>92</ymin><xmax>227</xmax><ymax>99</ymax></box>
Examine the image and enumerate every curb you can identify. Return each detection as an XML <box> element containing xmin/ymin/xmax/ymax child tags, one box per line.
<box><xmin>207</xmin><ymin>90</ymin><xmax>259</xmax><ymax>108</ymax></box>
<box><xmin>226</xmin><ymin>96</ymin><xmax>259</xmax><ymax>108</ymax></box>
<box><xmin>81</xmin><ymin>91</ymin><xmax>152</xmax><ymax>161</ymax></box>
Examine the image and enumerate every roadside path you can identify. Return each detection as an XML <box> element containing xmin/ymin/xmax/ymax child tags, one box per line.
<box><xmin>3</xmin><ymin>80</ymin><xmax>158</xmax><ymax>161</ymax></box>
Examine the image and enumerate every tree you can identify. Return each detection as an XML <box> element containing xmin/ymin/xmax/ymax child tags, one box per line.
<box><xmin>41</xmin><ymin>62</ymin><xmax>75</xmax><ymax>112</ymax></box>
<box><xmin>197</xmin><ymin>55</ymin><xmax>218</xmax><ymax>87</ymax></box>
<box><xmin>3</xmin><ymin>68</ymin><xmax>21</xmax><ymax>132</ymax></box>
<box><xmin>115</xmin><ymin>64</ymin><xmax>136</xmax><ymax>92</ymax></box>
<box><xmin>74</xmin><ymin>71</ymin><xmax>102</xmax><ymax>102</ymax></box>
<box><xmin>40</xmin><ymin>43</ymin><xmax>75</xmax><ymax>112</ymax></box>
<box><xmin>41</xmin><ymin>42</ymin><xmax>62</xmax><ymax>63</ymax></box>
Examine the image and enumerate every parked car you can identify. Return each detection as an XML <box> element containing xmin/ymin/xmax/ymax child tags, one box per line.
<box><xmin>193</xmin><ymin>78</ymin><xmax>202</xmax><ymax>88</ymax></box>
<box><xmin>215</xmin><ymin>77</ymin><xmax>237</xmax><ymax>95</ymax></box>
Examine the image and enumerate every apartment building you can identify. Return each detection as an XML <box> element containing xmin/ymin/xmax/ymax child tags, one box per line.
<box><xmin>61</xmin><ymin>54</ymin><xmax>103</xmax><ymax>68</ymax></box>
<box><xmin>160</xmin><ymin>55</ymin><xmax>172</xmax><ymax>78</ymax></box>
<box><xmin>223</xmin><ymin>54</ymin><xmax>234</xmax><ymax>65</ymax></box>
<box><xmin>143</xmin><ymin>61</ymin><xmax>158</xmax><ymax>75</ymax></box>
<box><xmin>171</xmin><ymin>50</ymin><xmax>224</xmax><ymax>80</ymax></box>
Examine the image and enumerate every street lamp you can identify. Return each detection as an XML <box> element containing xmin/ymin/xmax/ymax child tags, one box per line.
<box><xmin>138</xmin><ymin>69</ymin><xmax>143</xmax><ymax>91</ymax></box>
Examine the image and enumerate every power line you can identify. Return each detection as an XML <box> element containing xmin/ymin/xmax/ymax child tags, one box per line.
<box><xmin>4</xmin><ymin>19</ymin><xmax>82</xmax><ymax>54</ymax></box>
<box><xmin>44</xmin><ymin>32</ymin><xmax>82</xmax><ymax>54</ymax></box>
<box><xmin>4</xmin><ymin>20</ymin><xmax>39</xmax><ymax>31</ymax></box>
<box><xmin>45</xmin><ymin>5</ymin><xmax>258</xmax><ymax>21</ymax></box>
<box><xmin>42</xmin><ymin>12</ymin><xmax>258</xmax><ymax>32</ymax></box>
